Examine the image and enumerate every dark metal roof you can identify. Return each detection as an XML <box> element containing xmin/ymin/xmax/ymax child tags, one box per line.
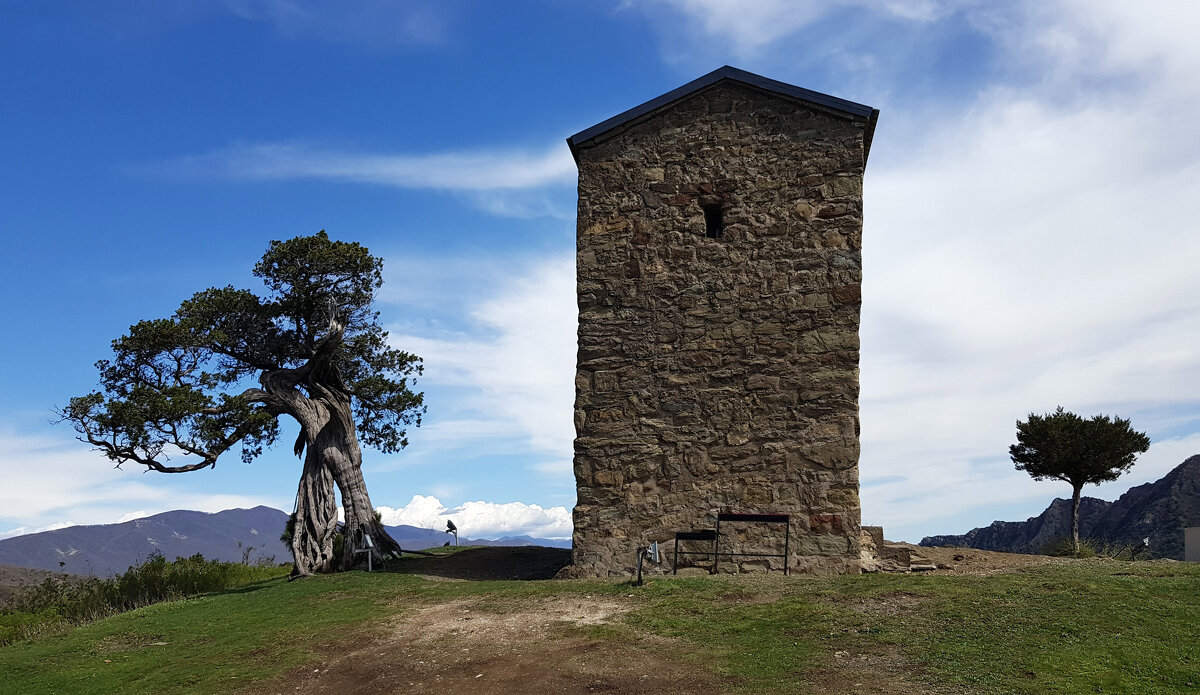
<box><xmin>567</xmin><ymin>65</ymin><xmax>879</xmax><ymax>165</ymax></box>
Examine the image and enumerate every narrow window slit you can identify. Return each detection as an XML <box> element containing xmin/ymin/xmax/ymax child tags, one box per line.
<box><xmin>703</xmin><ymin>204</ymin><xmax>724</xmax><ymax>238</ymax></box>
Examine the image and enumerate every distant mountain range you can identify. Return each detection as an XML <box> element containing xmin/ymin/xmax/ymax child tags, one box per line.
<box><xmin>922</xmin><ymin>455</ymin><xmax>1200</xmax><ymax>559</ymax></box>
<box><xmin>0</xmin><ymin>506</ymin><xmax>570</xmax><ymax>576</ymax></box>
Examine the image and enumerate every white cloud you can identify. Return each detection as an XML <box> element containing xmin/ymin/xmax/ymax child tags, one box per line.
<box><xmin>116</xmin><ymin>510</ymin><xmax>149</xmax><ymax>524</ymax></box>
<box><xmin>979</xmin><ymin>1</ymin><xmax>1200</xmax><ymax>94</ymax></box>
<box><xmin>854</xmin><ymin>1</ymin><xmax>1200</xmax><ymax>540</ymax></box>
<box><xmin>377</xmin><ymin>494</ymin><xmax>571</xmax><ymax>539</ymax></box>
<box><xmin>633</xmin><ymin>0</ymin><xmax>956</xmax><ymax>57</ymax></box>
<box><xmin>0</xmin><ymin>428</ymin><xmax>284</xmax><ymax>537</ymax></box>
<box><xmin>168</xmin><ymin>142</ymin><xmax>576</xmax><ymax>192</ymax></box>
<box><xmin>385</xmin><ymin>253</ymin><xmax>577</xmax><ymax>467</ymax></box>
<box><xmin>642</xmin><ymin>0</ymin><xmax>1200</xmax><ymax>69</ymax></box>
<box><xmin>638</xmin><ymin>0</ymin><xmax>829</xmax><ymax>53</ymax></box>
<box><xmin>0</xmin><ymin>521</ymin><xmax>75</xmax><ymax>541</ymax></box>
<box><xmin>466</xmin><ymin>189</ymin><xmax>574</xmax><ymax>220</ymax></box>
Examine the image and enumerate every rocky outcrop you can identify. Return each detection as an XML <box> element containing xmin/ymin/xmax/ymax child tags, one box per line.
<box><xmin>921</xmin><ymin>455</ymin><xmax>1200</xmax><ymax>559</ymax></box>
<box><xmin>920</xmin><ymin>498</ymin><xmax>1113</xmax><ymax>555</ymax></box>
<box><xmin>568</xmin><ymin>70</ymin><xmax>875</xmax><ymax>577</ymax></box>
<box><xmin>861</xmin><ymin>526</ymin><xmax>936</xmax><ymax>572</ymax></box>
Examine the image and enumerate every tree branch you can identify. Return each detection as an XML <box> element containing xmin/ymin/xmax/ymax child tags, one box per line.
<box><xmin>198</xmin><ymin>387</ymin><xmax>275</xmax><ymax>415</ymax></box>
<box><xmin>210</xmin><ymin>342</ymin><xmax>281</xmax><ymax>373</ymax></box>
<box><xmin>78</xmin><ymin>430</ymin><xmax>216</xmax><ymax>473</ymax></box>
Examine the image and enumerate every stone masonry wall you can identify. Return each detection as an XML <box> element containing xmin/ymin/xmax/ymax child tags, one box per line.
<box><xmin>570</xmin><ymin>81</ymin><xmax>867</xmax><ymax>577</ymax></box>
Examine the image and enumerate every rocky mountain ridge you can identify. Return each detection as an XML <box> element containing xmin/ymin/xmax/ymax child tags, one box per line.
<box><xmin>922</xmin><ymin>455</ymin><xmax>1200</xmax><ymax>559</ymax></box>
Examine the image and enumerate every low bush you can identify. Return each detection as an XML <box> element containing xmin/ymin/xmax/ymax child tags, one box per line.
<box><xmin>1042</xmin><ymin>537</ymin><xmax>1152</xmax><ymax>560</ymax></box>
<box><xmin>0</xmin><ymin>552</ymin><xmax>285</xmax><ymax>645</ymax></box>
<box><xmin>1044</xmin><ymin>538</ymin><xmax>1097</xmax><ymax>557</ymax></box>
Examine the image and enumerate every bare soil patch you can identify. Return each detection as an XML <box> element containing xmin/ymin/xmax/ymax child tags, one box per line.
<box><xmin>97</xmin><ymin>631</ymin><xmax>170</xmax><ymax>652</ymax></box>
<box><xmin>276</xmin><ymin>593</ymin><xmax>729</xmax><ymax>695</ymax></box>
<box><xmin>805</xmin><ymin>644</ymin><xmax>950</xmax><ymax>695</ymax></box>
<box><xmin>286</xmin><ymin>637</ymin><xmax>726</xmax><ymax>695</ymax></box>
<box><xmin>850</xmin><ymin>590</ymin><xmax>926</xmax><ymax>617</ymax></box>
<box><xmin>900</xmin><ymin>544</ymin><xmax>1070</xmax><ymax>575</ymax></box>
<box><xmin>404</xmin><ymin>596</ymin><xmax>629</xmax><ymax>643</ymax></box>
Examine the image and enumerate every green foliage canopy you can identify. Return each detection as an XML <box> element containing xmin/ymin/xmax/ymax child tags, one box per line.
<box><xmin>62</xmin><ymin>231</ymin><xmax>424</xmax><ymax>472</ymax></box>
<box><xmin>1010</xmin><ymin>406</ymin><xmax>1150</xmax><ymax>490</ymax></box>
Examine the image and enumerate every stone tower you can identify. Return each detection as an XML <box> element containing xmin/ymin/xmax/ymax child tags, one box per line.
<box><xmin>567</xmin><ymin>66</ymin><xmax>877</xmax><ymax>576</ymax></box>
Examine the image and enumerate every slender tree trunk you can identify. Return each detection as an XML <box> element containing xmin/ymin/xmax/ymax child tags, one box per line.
<box><xmin>1071</xmin><ymin>484</ymin><xmax>1083</xmax><ymax>555</ymax></box>
<box><xmin>290</xmin><ymin>450</ymin><xmax>338</xmax><ymax>576</ymax></box>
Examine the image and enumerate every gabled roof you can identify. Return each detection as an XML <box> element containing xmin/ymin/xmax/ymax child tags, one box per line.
<box><xmin>567</xmin><ymin>65</ymin><xmax>879</xmax><ymax>165</ymax></box>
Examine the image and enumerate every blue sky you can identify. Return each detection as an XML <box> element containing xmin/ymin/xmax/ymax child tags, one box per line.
<box><xmin>2</xmin><ymin>1</ymin><xmax>1198</xmax><ymax>543</ymax></box>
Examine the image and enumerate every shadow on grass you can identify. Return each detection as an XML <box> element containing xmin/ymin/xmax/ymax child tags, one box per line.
<box><xmin>219</xmin><ymin>575</ymin><xmax>290</xmax><ymax>595</ymax></box>
<box><xmin>371</xmin><ymin>546</ymin><xmax>571</xmax><ymax>581</ymax></box>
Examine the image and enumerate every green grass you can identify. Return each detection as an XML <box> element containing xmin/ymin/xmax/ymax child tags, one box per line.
<box><xmin>0</xmin><ymin>571</ymin><xmax>397</xmax><ymax>695</ymax></box>
<box><xmin>626</xmin><ymin>577</ymin><xmax>829</xmax><ymax>691</ymax></box>
<box><xmin>895</xmin><ymin>563</ymin><xmax>1200</xmax><ymax>693</ymax></box>
<box><xmin>2</xmin><ymin>555</ymin><xmax>1198</xmax><ymax>694</ymax></box>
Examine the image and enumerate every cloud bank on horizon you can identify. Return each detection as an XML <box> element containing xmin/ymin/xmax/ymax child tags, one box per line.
<box><xmin>377</xmin><ymin>495</ymin><xmax>571</xmax><ymax>540</ymax></box>
<box><xmin>0</xmin><ymin>489</ymin><xmax>572</xmax><ymax>544</ymax></box>
<box><xmin>1</xmin><ymin>0</ymin><xmax>1197</xmax><ymax>544</ymax></box>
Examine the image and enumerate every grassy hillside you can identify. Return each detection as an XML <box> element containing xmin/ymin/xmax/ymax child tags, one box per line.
<box><xmin>1</xmin><ymin>548</ymin><xmax>1198</xmax><ymax>694</ymax></box>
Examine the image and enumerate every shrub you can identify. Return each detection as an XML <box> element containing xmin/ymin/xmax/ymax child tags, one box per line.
<box><xmin>1045</xmin><ymin>538</ymin><xmax>1098</xmax><ymax>558</ymax></box>
<box><xmin>1042</xmin><ymin>537</ymin><xmax>1153</xmax><ymax>560</ymax></box>
<box><xmin>0</xmin><ymin>553</ymin><xmax>285</xmax><ymax>645</ymax></box>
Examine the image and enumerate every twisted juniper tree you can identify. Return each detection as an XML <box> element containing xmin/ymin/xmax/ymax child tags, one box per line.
<box><xmin>61</xmin><ymin>232</ymin><xmax>424</xmax><ymax>575</ymax></box>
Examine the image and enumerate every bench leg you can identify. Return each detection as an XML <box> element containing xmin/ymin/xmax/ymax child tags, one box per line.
<box><xmin>783</xmin><ymin>524</ymin><xmax>789</xmax><ymax>576</ymax></box>
<box><xmin>712</xmin><ymin>518</ymin><xmax>720</xmax><ymax>574</ymax></box>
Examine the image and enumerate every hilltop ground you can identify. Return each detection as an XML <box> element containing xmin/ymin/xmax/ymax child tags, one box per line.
<box><xmin>3</xmin><ymin>546</ymin><xmax>1196</xmax><ymax>695</ymax></box>
<box><xmin>269</xmin><ymin>545</ymin><xmax>1072</xmax><ymax>695</ymax></box>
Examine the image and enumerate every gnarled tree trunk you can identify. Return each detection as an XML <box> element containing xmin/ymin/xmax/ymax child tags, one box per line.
<box><xmin>265</xmin><ymin>321</ymin><xmax>404</xmax><ymax>575</ymax></box>
<box><xmin>310</xmin><ymin>388</ymin><xmax>403</xmax><ymax>570</ymax></box>
<box><xmin>290</xmin><ymin>445</ymin><xmax>339</xmax><ymax>576</ymax></box>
